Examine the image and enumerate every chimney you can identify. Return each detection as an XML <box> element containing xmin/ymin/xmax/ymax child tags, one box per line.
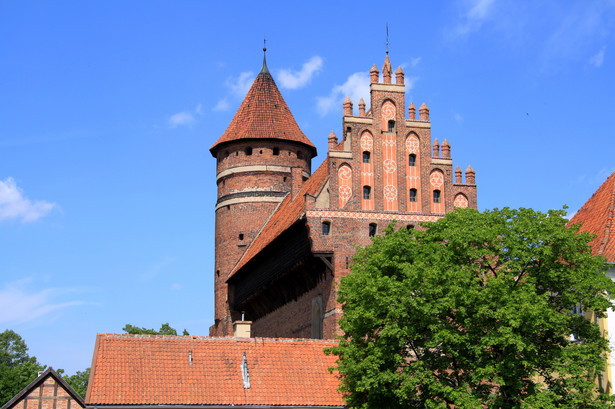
<box><xmin>291</xmin><ymin>167</ymin><xmax>304</xmax><ymax>199</ymax></box>
<box><xmin>343</xmin><ymin>96</ymin><xmax>353</xmax><ymax>116</ymax></box>
<box><xmin>233</xmin><ymin>320</ymin><xmax>252</xmax><ymax>338</ymax></box>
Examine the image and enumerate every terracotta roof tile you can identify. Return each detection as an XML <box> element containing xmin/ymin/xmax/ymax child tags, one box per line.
<box><xmin>86</xmin><ymin>334</ymin><xmax>343</xmax><ymax>407</ymax></box>
<box><xmin>210</xmin><ymin>70</ymin><xmax>316</xmax><ymax>156</ymax></box>
<box><xmin>568</xmin><ymin>171</ymin><xmax>615</xmax><ymax>262</ymax></box>
<box><xmin>229</xmin><ymin>159</ymin><xmax>330</xmax><ymax>278</ymax></box>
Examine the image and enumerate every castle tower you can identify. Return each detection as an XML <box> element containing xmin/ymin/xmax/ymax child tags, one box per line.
<box><xmin>209</xmin><ymin>51</ymin><xmax>317</xmax><ymax>336</ymax></box>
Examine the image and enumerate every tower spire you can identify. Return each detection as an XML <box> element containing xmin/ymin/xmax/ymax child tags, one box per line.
<box><xmin>260</xmin><ymin>38</ymin><xmax>269</xmax><ymax>74</ymax></box>
<box><xmin>386</xmin><ymin>22</ymin><xmax>389</xmax><ymax>55</ymax></box>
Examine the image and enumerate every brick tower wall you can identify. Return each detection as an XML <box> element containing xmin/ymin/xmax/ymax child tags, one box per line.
<box><xmin>211</xmin><ymin>140</ymin><xmax>312</xmax><ymax>336</ymax></box>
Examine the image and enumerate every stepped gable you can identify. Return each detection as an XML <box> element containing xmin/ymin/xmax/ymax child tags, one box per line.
<box><xmin>86</xmin><ymin>333</ymin><xmax>343</xmax><ymax>407</ymax></box>
<box><xmin>210</xmin><ymin>61</ymin><xmax>316</xmax><ymax>156</ymax></box>
<box><xmin>568</xmin><ymin>171</ymin><xmax>615</xmax><ymax>261</ymax></box>
<box><xmin>229</xmin><ymin>158</ymin><xmax>329</xmax><ymax>279</ymax></box>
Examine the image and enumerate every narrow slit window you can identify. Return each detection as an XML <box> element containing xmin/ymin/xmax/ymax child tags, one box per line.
<box><xmin>409</xmin><ymin>188</ymin><xmax>417</xmax><ymax>202</ymax></box>
<box><xmin>238</xmin><ymin>233</ymin><xmax>244</xmax><ymax>241</ymax></box>
<box><xmin>363</xmin><ymin>151</ymin><xmax>371</xmax><ymax>163</ymax></box>
<box><xmin>433</xmin><ymin>190</ymin><xmax>441</xmax><ymax>203</ymax></box>
<box><xmin>368</xmin><ymin>223</ymin><xmax>377</xmax><ymax>237</ymax></box>
<box><xmin>408</xmin><ymin>154</ymin><xmax>416</xmax><ymax>166</ymax></box>
<box><xmin>322</xmin><ymin>221</ymin><xmax>331</xmax><ymax>236</ymax></box>
<box><xmin>363</xmin><ymin>186</ymin><xmax>371</xmax><ymax>200</ymax></box>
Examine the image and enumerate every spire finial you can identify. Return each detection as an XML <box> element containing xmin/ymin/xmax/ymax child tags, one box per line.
<box><xmin>386</xmin><ymin>22</ymin><xmax>389</xmax><ymax>55</ymax></box>
<box><xmin>260</xmin><ymin>37</ymin><xmax>269</xmax><ymax>74</ymax></box>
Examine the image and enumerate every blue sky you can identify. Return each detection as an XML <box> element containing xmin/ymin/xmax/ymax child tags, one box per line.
<box><xmin>1</xmin><ymin>0</ymin><xmax>614</xmax><ymax>375</ymax></box>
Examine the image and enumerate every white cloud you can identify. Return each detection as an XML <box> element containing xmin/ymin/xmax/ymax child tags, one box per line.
<box><xmin>410</xmin><ymin>57</ymin><xmax>422</xmax><ymax>67</ymax></box>
<box><xmin>168</xmin><ymin>112</ymin><xmax>195</xmax><ymax>128</ymax></box>
<box><xmin>455</xmin><ymin>0</ymin><xmax>496</xmax><ymax>36</ymax></box>
<box><xmin>277</xmin><ymin>56</ymin><xmax>323</xmax><ymax>90</ymax></box>
<box><xmin>195</xmin><ymin>103</ymin><xmax>202</xmax><ymax>115</ymax></box>
<box><xmin>0</xmin><ymin>279</ymin><xmax>83</xmax><ymax>325</ymax></box>
<box><xmin>226</xmin><ymin>71</ymin><xmax>255</xmax><ymax>98</ymax></box>
<box><xmin>0</xmin><ymin>178</ymin><xmax>56</xmax><ymax>223</ymax></box>
<box><xmin>454</xmin><ymin>112</ymin><xmax>464</xmax><ymax>122</ymax></box>
<box><xmin>316</xmin><ymin>72</ymin><xmax>370</xmax><ymax>116</ymax></box>
<box><xmin>213</xmin><ymin>98</ymin><xmax>230</xmax><ymax>112</ymax></box>
<box><xmin>589</xmin><ymin>46</ymin><xmax>606</xmax><ymax>67</ymax></box>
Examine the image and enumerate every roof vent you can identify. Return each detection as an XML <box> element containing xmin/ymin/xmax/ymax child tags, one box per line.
<box><xmin>188</xmin><ymin>350</ymin><xmax>193</xmax><ymax>365</ymax></box>
<box><xmin>241</xmin><ymin>352</ymin><xmax>251</xmax><ymax>389</ymax></box>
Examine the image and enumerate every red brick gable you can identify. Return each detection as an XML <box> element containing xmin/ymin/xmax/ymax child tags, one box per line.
<box><xmin>210</xmin><ymin>69</ymin><xmax>316</xmax><ymax>156</ymax></box>
<box><xmin>568</xmin><ymin>171</ymin><xmax>615</xmax><ymax>262</ymax></box>
<box><xmin>229</xmin><ymin>158</ymin><xmax>330</xmax><ymax>279</ymax></box>
<box><xmin>1</xmin><ymin>367</ymin><xmax>85</xmax><ymax>409</ymax></box>
<box><xmin>86</xmin><ymin>334</ymin><xmax>343</xmax><ymax>407</ymax></box>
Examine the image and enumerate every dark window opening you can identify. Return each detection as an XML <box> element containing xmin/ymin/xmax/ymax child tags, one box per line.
<box><xmin>245</xmin><ymin>147</ymin><xmax>252</xmax><ymax>156</ymax></box>
<box><xmin>297</xmin><ymin>151</ymin><xmax>304</xmax><ymax>159</ymax></box>
<box><xmin>259</xmin><ymin>150</ymin><xmax>263</xmax><ymax>154</ymax></box>
<box><xmin>369</xmin><ymin>223</ymin><xmax>377</xmax><ymax>237</ymax></box>
<box><xmin>238</xmin><ymin>233</ymin><xmax>244</xmax><ymax>241</ymax></box>
<box><xmin>273</xmin><ymin>147</ymin><xmax>280</xmax><ymax>155</ymax></box>
<box><xmin>388</xmin><ymin>120</ymin><xmax>395</xmax><ymax>132</ymax></box>
<box><xmin>406</xmin><ymin>225</ymin><xmax>415</xmax><ymax>230</ymax></box>
<box><xmin>409</xmin><ymin>189</ymin><xmax>417</xmax><ymax>202</ymax></box>
<box><xmin>322</xmin><ymin>221</ymin><xmax>331</xmax><ymax>236</ymax></box>
<box><xmin>363</xmin><ymin>151</ymin><xmax>371</xmax><ymax>163</ymax></box>
<box><xmin>283</xmin><ymin>176</ymin><xmax>287</xmax><ymax>182</ymax></box>
<box><xmin>408</xmin><ymin>154</ymin><xmax>416</xmax><ymax>166</ymax></box>
<box><xmin>216</xmin><ymin>270</ymin><xmax>220</xmax><ymax>277</ymax></box>
<box><xmin>346</xmin><ymin>127</ymin><xmax>351</xmax><ymax>139</ymax></box>
<box><xmin>363</xmin><ymin>186</ymin><xmax>371</xmax><ymax>200</ymax></box>
<box><xmin>433</xmin><ymin>190</ymin><xmax>441</xmax><ymax>203</ymax></box>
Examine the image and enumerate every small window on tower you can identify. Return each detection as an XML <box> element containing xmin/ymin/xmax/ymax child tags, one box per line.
<box><xmin>238</xmin><ymin>233</ymin><xmax>244</xmax><ymax>241</ymax></box>
<box><xmin>409</xmin><ymin>188</ymin><xmax>417</xmax><ymax>202</ymax></box>
<box><xmin>408</xmin><ymin>154</ymin><xmax>416</xmax><ymax>166</ymax></box>
<box><xmin>363</xmin><ymin>186</ymin><xmax>371</xmax><ymax>200</ymax></box>
<box><xmin>322</xmin><ymin>221</ymin><xmax>331</xmax><ymax>236</ymax></box>
<box><xmin>245</xmin><ymin>147</ymin><xmax>253</xmax><ymax>156</ymax></box>
<box><xmin>297</xmin><ymin>151</ymin><xmax>304</xmax><ymax>159</ymax></box>
<box><xmin>369</xmin><ymin>223</ymin><xmax>377</xmax><ymax>237</ymax></box>
<box><xmin>433</xmin><ymin>190</ymin><xmax>441</xmax><ymax>203</ymax></box>
<box><xmin>363</xmin><ymin>151</ymin><xmax>371</xmax><ymax>163</ymax></box>
<box><xmin>273</xmin><ymin>147</ymin><xmax>280</xmax><ymax>156</ymax></box>
<box><xmin>388</xmin><ymin>120</ymin><xmax>395</xmax><ymax>132</ymax></box>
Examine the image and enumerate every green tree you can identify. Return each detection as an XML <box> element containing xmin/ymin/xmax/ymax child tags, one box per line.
<box><xmin>62</xmin><ymin>368</ymin><xmax>90</xmax><ymax>399</ymax></box>
<box><xmin>0</xmin><ymin>330</ymin><xmax>45</xmax><ymax>406</ymax></box>
<box><xmin>122</xmin><ymin>322</ymin><xmax>189</xmax><ymax>335</ymax></box>
<box><xmin>329</xmin><ymin>208</ymin><xmax>615</xmax><ymax>409</ymax></box>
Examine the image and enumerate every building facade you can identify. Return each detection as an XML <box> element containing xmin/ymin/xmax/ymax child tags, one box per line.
<box><xmin>209</xmin><ymin>53</ymin><xmax>478</xmax><ymax>338</ymax></box>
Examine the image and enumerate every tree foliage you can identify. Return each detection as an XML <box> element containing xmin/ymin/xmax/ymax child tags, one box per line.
<box><xmin>0</xmin><ymin>330</ymin><xmax>45</xmax><ymax>406</ymax></box>
<box><xmin>61</xmin><ymin>368</ymin><xmax>90</xmax><ymax>399</ymax></box>
<box><xmin>329</xmin><ymin>208</ymin><xmax>615</xmax><ymax>409</ymax></box>
<box><xmin>123</xmin><ymin>322</ymin><xmax>189</xmax><ymax>336</ymax></box>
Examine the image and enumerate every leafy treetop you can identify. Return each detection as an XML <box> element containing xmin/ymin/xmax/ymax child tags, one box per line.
<box><xmin>329</xmin><ymin>208</ymin><xmax>615</xmax><ymax>409</ymax></box>
<box><xmin>123</xmin><ymin>323</ymin><xmax>189</xmax><ymax>336</ymax></box>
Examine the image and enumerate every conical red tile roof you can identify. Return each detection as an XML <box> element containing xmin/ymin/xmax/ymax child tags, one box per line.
<box><xmin>568</xmin><ymin>171</ymin><xmax>615</xmax><ymax>262</ymax></box>
<box><xmin>210</xmin><ymin>67</ymin><xmax>316</xmax><ymax>156</ymax></box>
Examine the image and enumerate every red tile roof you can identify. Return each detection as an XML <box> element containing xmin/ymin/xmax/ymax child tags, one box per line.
<box><xmin>568</xmin><ymin>171</ymin><xmax>615</xmax><ymax>262</ymax></box>
<box><xmin>229</xmin><ymin>158</ymin><xmax>330</xmax><ymax>278</ymax></box>
<box><xmin>210</xmin><ymin>69</ymin><xmax>316</xmax><ymax>156</ymax></box>
<box><xmin>86</xmin><ymin>334</ymin><xmax>343</xmax><ymax>407</ymax></box>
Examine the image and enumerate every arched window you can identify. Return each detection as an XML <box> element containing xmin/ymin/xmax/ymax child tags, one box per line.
<box><xmin>363</xmin><ymin>186</ymin><xmax>371</xmax><ymax>200</ymax></box>
<box><xmin>322</xmin><ymin>221</ymin><xmax>331</xmax><ymax>236</ymax></box>
<box><xmin>273</xmin><ymin>147</ymin><xmax>280</xmax><ymax>156</ymax></box>
<box><xmin>433</xmin><ymin>190</ymin><xmax>441</xmax><ymax>203</ymax></box>
<box><xmin>245</xmin><ymin>147</ymin><xmax>253</xmax><ymax>156</ymax></box>
<box><xmin>362</xmin><ymin>151</ymin><xmax>371</xmax><ymax>163</ymax></box>
<box><xmin>369</xmin><ymin>223</ymin><xmax>377</xmax><ymax>237</ymax></box>
<box><xmin>409</xmin><ymin>188</ymin><xmax>417</xmax><ymax>202</ymax></box>
<box><xmin>408</xmin><ymin>154</ymin><xmax>416</xmax><ymax>166</ymax></box>
<box><xmin>388</xmin><ymin>120</ymin><xmax>395</xmax><ymax>132</ymax></box>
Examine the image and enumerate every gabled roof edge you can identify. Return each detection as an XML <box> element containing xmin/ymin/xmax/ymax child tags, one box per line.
<box><xmin>1</xmin><ymin>367</ymin><xmax>85</xmax><ymax>409</ymax></box>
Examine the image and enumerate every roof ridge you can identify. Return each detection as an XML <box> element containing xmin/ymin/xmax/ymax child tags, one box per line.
<box><xmin>598</xmin><ymin>172</ymin><xmax>615</xmax><ymax>255</ymax></box>
<box><xmin>97</xmin><ymin>333</ymin><xmax>338</xmax><ymax>344</ymax></box>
